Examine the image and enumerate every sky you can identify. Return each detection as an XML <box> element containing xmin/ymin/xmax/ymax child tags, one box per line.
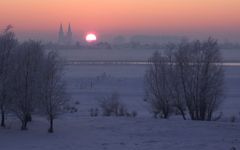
<box><xmin>0</xmin><ymin>0</ymin><xmax>240</xmax><ymax>42</ymax></box>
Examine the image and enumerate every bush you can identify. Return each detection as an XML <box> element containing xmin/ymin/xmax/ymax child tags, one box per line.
<box><xmin>65</xmin><ymin>105</ymin><xmax>78</xmax><ymax>113</ymax></box>
<box><xmin>75</xmin><ymin>101</ymin><xmax>80</xmax><ymax>105</ymax></box>
<box><xmin>90</xmin><ymin>108</ymin><xmax>99</xmax><ymax>117</ymax></box>
<box><xmin>230</xmin><ymin>115</ymin><xmax>236</xmax><ymax>123</ymax></box>
<box><xmin>131</xmin><ymin>111</ymin><xmax>137</xmax><ymax>118</ymax></box>
<box><xmin>98</xmin><ymin>92</ymin><xmax>129</xmax><ymax>117</ymax></box>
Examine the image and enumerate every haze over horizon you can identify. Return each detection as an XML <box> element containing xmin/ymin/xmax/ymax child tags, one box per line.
<box><xmin>0</xmin><ymin>0</ymin><xmax>240</xmax><ymax>42</ymax></box>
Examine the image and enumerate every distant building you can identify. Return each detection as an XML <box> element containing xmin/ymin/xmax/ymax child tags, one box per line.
<box><xmin>58</xmin><ymin>24</ymin><xmax>65</xmax><ymax>44</ymax></box>
<box><xmin>58</xmin><ymin>23</ymin><xmax>73</xmax><ymax>45</ymax></box>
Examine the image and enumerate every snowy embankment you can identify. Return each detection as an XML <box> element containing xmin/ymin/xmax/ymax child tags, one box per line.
<box><xmin>0</xmin><ymin>117</ymin><xmax>239</xmax><ymax>150</ymax></box>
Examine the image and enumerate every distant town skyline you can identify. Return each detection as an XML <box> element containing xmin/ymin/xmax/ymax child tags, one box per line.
<box><xmin>0</xmin><ymin>0</ymin><xmax>240</xmax><ymax>42</ymax></box>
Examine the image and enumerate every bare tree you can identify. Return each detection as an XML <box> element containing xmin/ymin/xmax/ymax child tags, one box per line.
<box><xmin>11</xmin><ymin>41</ymin><xmax>45</xmax><ymax>130</ymax></box>
<box><xmin>145</xmin><ymin>51</ymin><xmax>173</xmax><ymax>119</ymax></box>
<box><xmin>174</xmin><ymin>38</ymin><xmax>224</xmax><ymax>121</ymax></box>
<box><xmin>164</xmin><ymin>43</ymin><xmax>187</xmax><ymax>120</ymax></box>
<box><xmin>0</xmin><ymin>26</ymin><xmax>17</xmax><ymax>127</ymax></box>
<box><xmin>145</xmin><ymin>38</ymin><xmax>224</xmax><ymax>121</ymax></box>
<box><xmin>39</xmin><ymin>51</ymin><xmax>68</xmax><ymax>133</ymax></box>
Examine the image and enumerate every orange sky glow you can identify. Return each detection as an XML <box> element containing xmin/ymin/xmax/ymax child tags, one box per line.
<box><xmin>0</xmin><ymin>0</ymin><xmax>240</xmax><ymax>41</ymax></box>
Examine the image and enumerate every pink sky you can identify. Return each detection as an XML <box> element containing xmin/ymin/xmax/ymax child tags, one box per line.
<box><xmin>0</xmin><ymin>0</ymin><xmax>240</xmax><ymax>41</ymax></box>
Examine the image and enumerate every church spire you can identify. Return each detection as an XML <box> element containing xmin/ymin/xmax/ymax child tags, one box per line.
<box><xmin>58</xmin><ymin>23</ymin><xmax>65</xmax><ymax>44</ymax></box>
<box><xmin>59</xmin><ymin>23</ymin><xmax>64</xmax><ymax>33</ymax></box>
<box><xmin>66</xmin><ymin>23</ymin><xmax>72</xmax><ymax>45</ymax></box>
<box><xmin>67</xmin><ymin>23</ymin><xmax>72</xmax><ymax>35</ymax></box>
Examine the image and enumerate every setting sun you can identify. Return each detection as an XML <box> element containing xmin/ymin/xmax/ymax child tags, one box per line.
<box><xmin>86</xmin><ymin>33</ymin><xmax>97</xmax><ymax>42</ymax></box>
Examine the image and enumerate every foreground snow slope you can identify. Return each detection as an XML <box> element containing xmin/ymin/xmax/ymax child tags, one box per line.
<box><xmin>0</xmin><ymin>117</ymin><xmax>239</xmax><ymax>150</ymax></box>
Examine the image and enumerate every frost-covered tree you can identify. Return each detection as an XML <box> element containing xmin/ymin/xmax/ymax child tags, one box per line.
<box><xmin>0</xmin><ymin>26</ymin><xmax>17</xmax><ymax>127</ymax></box>
<box><xmin>39</xmin><ymin>51</ymin><xmax>68</xmax><ymax>133</ymax></box>
<box><xmin>11</xmin><ymin>41</ymin><xmax>45</xmax><ymax>130</ymax></box>
<box><xmin>164</xmin><ymin>45</ymin><xmax>187</xmax><ymax>120</ymax></box>
<box><xmin>175</xmin><ymin>38</ymin><xmax>224</xmax><ymax>121</ymax></box>
<box><xmin>145</xmin><ymin>51</ymin><xmax>174</xmax><ymax>119</ymax></box>
<box><xmin>145</xmin><ymin>38</ymin><xmax>224</xmax><ymax>121</ymax></box>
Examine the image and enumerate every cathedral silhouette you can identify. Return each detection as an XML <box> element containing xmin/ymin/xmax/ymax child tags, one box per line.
<box><xmin>58</xmin><ymin>24</ymin><xmax>72</xmax><ymax>45</ymax></box>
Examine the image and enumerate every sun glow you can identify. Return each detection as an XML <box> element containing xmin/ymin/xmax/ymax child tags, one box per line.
<box><xmin>86</xmin><ymin>33</ymin><xmax>97</xmax><ymax>42</ymax></box>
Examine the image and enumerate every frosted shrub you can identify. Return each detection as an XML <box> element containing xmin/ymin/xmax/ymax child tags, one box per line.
<box><xmin>98</xmin><ymin>92</ymin><xmax>129</xmax><ymax>117</ymax></box>
<box><xmin>90</xmin><ymin>108</ymin><xmax>99</xmax><ymax>117</ymax></box>
<box><xmin>131</xmin><ymin>111</ymin><xmax>138</xmax><ymax>118</ymax></box>
<box><xmin>230</xmin><ymin>115</ymin><xmax>236</xmax><ymax>123</ymax></box>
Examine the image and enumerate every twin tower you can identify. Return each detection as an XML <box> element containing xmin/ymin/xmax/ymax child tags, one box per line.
<box><xmin>58</xmin><ymin>24</ymin><xmax>72</xmax><ymax>45</ymax></box>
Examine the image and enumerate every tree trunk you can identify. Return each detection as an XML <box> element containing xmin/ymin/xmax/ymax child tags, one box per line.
<box><xmin>189</xmin><ymin>109</ymin><xmax>195</xmax><ymax>120</ymax></box>
<box><xmin>1</xmin><ymin>110</ymin><xmax>5</xmax><ymax>127</ymax></box>
<box><xmin>207</xmin><ymin>111</ymin><xmax>213</xmax><ymax>121</ymax></box>
<box><xmin>163</xmin><ymin>110</ymin><xmax>169</xmax><ymax>119</ymax></box>
<box><xmin>21</xmin><ymin>120</ymin><xmax>28</xmax><ymax>130</ymax></box>
<box><xmin>26</xmin><ymin>113</ymin><xmax>32</xmax><ymax>122</ymax></box>
<box><xmin>48</xmin><ymin>117</ymin><xmax>54</xmax><ymax>133</ymax></box>
<box><xmin>163</xmin><ymin>114</ymin><xmax>168</xmax><ymax>119</ymax></box>
<box><xmin>178</xmin><ymin>107</ymin><xmax>186</xmax><ymax>120</ymax></box>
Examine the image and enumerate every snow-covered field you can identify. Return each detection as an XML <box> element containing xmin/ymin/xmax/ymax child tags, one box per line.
<box><xmin>1</xmin><ymin>117</ymin><xmax>239</xmax><ymax>150</ymax></box>
<box><xmin>0</xmin><ymin>49</ymin><xmax>240</xmax><ymax>150</ymax></box>
<box><xmin>65</xmin><ymin>64</ymin><xmax>240</xmax><ymax>117</ymax></box>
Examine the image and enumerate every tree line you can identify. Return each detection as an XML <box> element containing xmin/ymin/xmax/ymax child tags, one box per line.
<box><xmin>0</xmin><ymin>26</ymin><xmax>68</xmax><ymax>133</ymax></box>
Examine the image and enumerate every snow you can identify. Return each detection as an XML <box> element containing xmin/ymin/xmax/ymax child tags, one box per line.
<box><xmin>0</xmin><ymin>117</ymin><xmax>239</xmax><ymax>150</ymax></box>
<box><xmin>64</xmin><ymin>64</ymin><xmax>240</xmax><ymax>117</ymax></box>
<box><xmin>0</xmin><ymin>48</ymin><xmax>240</xmax><ymax>150</ymax></box>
